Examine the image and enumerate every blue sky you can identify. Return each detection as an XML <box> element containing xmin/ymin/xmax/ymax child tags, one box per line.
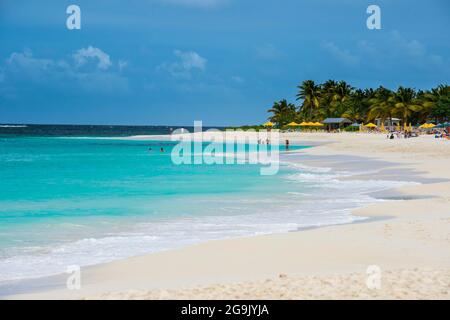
<box><xmin>0</xmin><ymin>0</ymin><xmax>449</xmax><ymax>126</ymax></box>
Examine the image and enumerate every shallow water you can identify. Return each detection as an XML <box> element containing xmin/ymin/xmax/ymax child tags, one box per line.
<box><xmin>0</xmin><ymin>136</ymin><xmax>411</xmax><ymax>282</ymax></box>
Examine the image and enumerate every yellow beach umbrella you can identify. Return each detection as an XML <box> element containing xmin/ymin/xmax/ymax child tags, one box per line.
<box><xmin>263</xmin><ymin>121</ymin><xmax>274</xmax><ymax>127</ymax></box>
<box><xmin>287</xmin><ymin>122</ymin><xmax>300</xmax><ymax>127</ymax></box>
<box><xmin>365</xmin><ymin>123</ymin><xmax>377</xmax><ymax>128</ymax></box>
<box><xmin>419</xmin><ymin>123</ymin><xmax>435</xmax><ymax>129</ymax></box>
<box><xmin>299</xmin><ymin>122</ymin><xmax>309</xmax><ymax>126</ymax></box>
<box><xmin>313</xmin><ymin>122</ymin><xmax>324</xmax><ymax>126</ymax></box>
<box><xmin>306</xmin><ymin>122</ymin><xmax>316</xmax><ymax>126</ymax></box>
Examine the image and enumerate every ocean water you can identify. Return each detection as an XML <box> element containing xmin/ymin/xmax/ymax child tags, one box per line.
<box><xmin>0</xmin><ymin>123</ymin><xmax>220</xmax><ymax>137</ymax></box>
<box><xmin>0</xmin><ymin>126</ymin><xmax>411</xmax><ymax>282</ymax></box>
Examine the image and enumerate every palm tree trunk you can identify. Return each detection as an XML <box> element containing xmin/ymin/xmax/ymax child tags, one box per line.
<box><xmin>404</xmin><ymin>111</ymin><xmax>408</xmax><ymax>130</ymax></box>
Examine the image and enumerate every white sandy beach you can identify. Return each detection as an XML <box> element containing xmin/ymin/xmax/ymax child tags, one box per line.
<box><xmin>8</xmin><ymin>132</ymin><xmax>450</xmax><ymax>300</ymax></box>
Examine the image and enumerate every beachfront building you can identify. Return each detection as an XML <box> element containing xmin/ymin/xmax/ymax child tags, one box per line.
<box><xmin>322</xmin><ymin>118</ymin><xmax>352</xmax><ymax>131</ymax></box>
<box><xmin>375</xmin><ymin>118</ymin><xmax>401</xmax><ymax>130</ymax></box>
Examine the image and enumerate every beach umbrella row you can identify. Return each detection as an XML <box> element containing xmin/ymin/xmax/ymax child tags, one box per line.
<box><xmin>264</xmin><ymin>121</ymin><xmax>325</xmax><ymax>127</ymax></box>
<box><xmin>264</xmin><ymin>121</ymin><xmax>439</xmax><ymax>129</ymax></box>
<box><xmin>263</xmin><ymin>121</ymin><xmax>443</xmax><ymax>130</ymax></box>
<box><xmin>299</xmin><ymin>122</ymin><xmax>324</xmax><ymax>127</ymax></box>
<box><xmin>419</xmin><ymin>123</ymin><xmax>436</xmax><ymax>129</ymax></box>
<box><xmin>285</xmin><ymin>121</ymin><xmax>325</xmax><ymax>127</ymax></box>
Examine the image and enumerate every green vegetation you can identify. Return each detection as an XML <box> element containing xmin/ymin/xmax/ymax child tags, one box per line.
<box><xmin>226</xmin><ymin>125</ymin><xmax>265</xmax><ymax>131</ymax></box>
<box><xmin>266</xmin><ymin>80</ymin><xmax>450</xmax><ymax>127</ymax></box>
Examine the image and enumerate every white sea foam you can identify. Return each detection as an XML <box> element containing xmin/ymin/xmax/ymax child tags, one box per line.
<box><xmin>0</xmin><ymin>161</ymin><xmax>417</xmax><ymax>283</ymax></box>
<box><xmin>0</xmin><ymin>210</ymin><xmax>354</xmax><ymax>281</ymax></box>
<box><xmin>283</xmin><ymin>161</ymin><xmax>332</xmax><ymax>173</ymax></box>
<box><xmin>0</xmin><ymin>125</ymin><xmax>28</xmax><ymax>128</ymax></box>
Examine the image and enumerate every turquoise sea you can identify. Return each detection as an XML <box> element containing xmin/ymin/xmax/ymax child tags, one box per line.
<box><xmin>0</xmin><ymin>126</ymin><xmax>406</xmax><ymax>282</ymax></box>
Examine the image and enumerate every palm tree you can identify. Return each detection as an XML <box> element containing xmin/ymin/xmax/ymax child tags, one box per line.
<box><xmin>367</xmin><ymin>86</ymin><xmax>394</xmax><ymax>124</ymax></box>
<box><xmin>267</xmin><ymin>99</ymin><xmax>297</xmax><ymax>127</ymax></box>
<box><xmin>296</xmin><ymin>80</ymin><xmax>320</xmax><ymax>120</ymax></box>
<box><xmin>334</xmin><ymin>81</ymin><xmax>353</xmax><ymax>101</ymax></box>
<box><xmin>341</xmin><ymin>103</ymin><xmax>361</xmax><ymax>123</ymax></box>
<box><xmin>342</xmin><ymin>89</ymin><xmax>366</xmax><ymax>122</ymax></box>
<box><xmin>329</xmin><ymin>81</ymin><xmax>354</xmax><ymax>117</ymax></box>
<box><xmin>421</xmin><ymin>85</ymin><xmax>450</xmax><ymax>123</ymax></box>
<box><xmin>391</xmin><ymin>87</ymin><xmax>422</xmax><ymax>125</ymax></box>
<box><xmin>322</xmin><ymin>80</ymin><xmax>338</xmax><ymax>93</ymax></box>
<box><xmin>318</xmin><ymin>80</ymin><xmax>337</xmax><ymax>119</ymax></box>
<box><xmin>265</xmin><ymin>80</ymin><xmax>449</xmax><ymax>128</ymax></box>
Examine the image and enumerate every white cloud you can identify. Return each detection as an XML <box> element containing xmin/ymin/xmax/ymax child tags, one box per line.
<box><xmin>390</xmin><ymin>31</ymin><xmax>426</xmax><ymax>57</ymax></box>
<box><xmin>359</xmin><ymin>31</ymin><xmax>449</xmax><ymax>73</ymax></box>
<box><xmin>7</xmin><ymin>49</ymin><xmax>52</xmax><ymax>68</ymax></box>
<box><xmin>73</xmin><ymin>46</ymin><xmax>112</xmax><ymax>70</ymax></box>
<box><xmin>174</xmin><ymin>50</ymin><xmax>206</xmax><ymax>71</ymax></box>
<box><xmin>322</xmin><ymin>42</ymin><xmax>359</xmax><ymax>66</ymax></box>
<box><xmin>1</xmin><ymin>49</ymin><xmax>128</xmax><ymax>97</ymax></box>
<box><xmin>4</xmin><ymin>49</ymin><xmax>63</xmax><ymax>82</ymax></box>
<box><xmin>321</xmin><ymin>32</ymin><xmax>450</xmax><ymax>83</ymax></box>
<box><xmin>158</xmin><ymin>50</ymin><xmax>207</xmax><ymax>78</ymax></box>
<box><xmin>387</xmin><ymin>31</ymin><xmax>449</xmax><ymax>73</ymax></box>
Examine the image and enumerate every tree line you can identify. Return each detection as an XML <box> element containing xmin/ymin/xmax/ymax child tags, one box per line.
<box><xmin>268</xmin><ymin>80</ymin><xmax>450</xmax><ymax>127</ymax></box>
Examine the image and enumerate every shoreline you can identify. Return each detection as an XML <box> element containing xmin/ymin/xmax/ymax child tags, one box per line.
<box><xmin>0</xmin><ymin>138</ymin><xmax>374</xmax><ymax>296</ymax></box>
<box><xmin>4</xmin><ymin>132</ymin><xmax>450</xmax><ymax>299</ymax></box>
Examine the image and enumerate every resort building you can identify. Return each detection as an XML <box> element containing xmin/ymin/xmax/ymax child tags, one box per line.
<box><xmin>322</xmin><ymin>118</ymin><xmax>352</xmax><ymax>131</ymax></box>
<box><xmin>375</xmin><ymin>118</ymin><xmax>401</xmax><ymax>129</ymax></box>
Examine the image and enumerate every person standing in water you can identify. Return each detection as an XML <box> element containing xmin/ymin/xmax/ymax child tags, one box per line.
<box><xmin>285</xmin><ymin>139</ymin><xmax>290</xmax><ymax>150</ymax></box>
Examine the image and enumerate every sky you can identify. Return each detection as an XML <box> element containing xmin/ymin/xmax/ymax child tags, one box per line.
<box><xmin>0</xmin><ymin>0</ymin><xmax>449</xmax><ymax>126</ymax></box>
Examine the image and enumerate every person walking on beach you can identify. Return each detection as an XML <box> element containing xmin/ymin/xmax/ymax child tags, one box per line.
<box><xmin>285</xmin><ymin>139</ymin><xmax>290</xmax><ymax>150</ymax></box>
